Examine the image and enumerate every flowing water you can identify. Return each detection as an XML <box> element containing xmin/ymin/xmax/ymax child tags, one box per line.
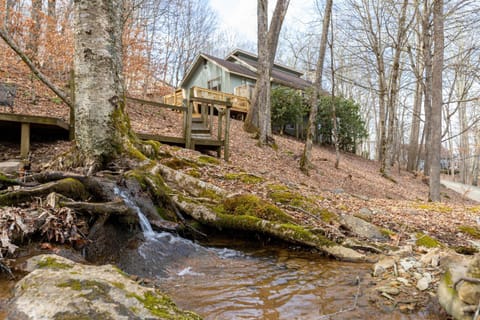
<box><xmin>114</xmin><ymin>188</ymin><xmax>446</xmax><ymax>320</ymax></box>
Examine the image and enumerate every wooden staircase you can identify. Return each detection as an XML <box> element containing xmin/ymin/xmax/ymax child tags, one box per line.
<box><xmin>127</xmin><ymin>91</ymin><xmax>231</xmax><ymax>161</ymax></box>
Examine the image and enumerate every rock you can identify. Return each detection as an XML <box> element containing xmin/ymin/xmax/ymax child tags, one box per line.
<box><xmin>359</xmin><ymin>208</ymin><xmax>373</xmax><ymax>216</ymax></box>
<box><xmin>340</xmin><ymin>214</ymin><xmax>387</xmax><ymax>241</ymax></box>
<box><xmin>396</xmin><ymin>277</ymin><xmax>410</xmax><ymax>286</ymax></box>
<box><xmin>0</xmin><ymin>160</ymin><xmax>22</xmax><ymax>175</ymax></box>
<box><xmin>7</xmin><ymin>254</ymin><xmax>201</xmax><ymax>320</ymax></box>
<box><xmin>416</xmin><ymin>273</ymin><xmax>432</xmax><ymax>291</ymax></box>
<box><xmin>373</xmin><ymin>257</ymin><xmax>396</xmax><ymax>277</ymax></box>
<box><xmin>458</xmin><ymin>281</ymin><xmax>480</xmax><ymax>305</ymax></box>
<box><xmin>437</xmin><ymin>253</ymin><xmax>472</xmax><ymax>320</ymax></box>
<box><xmin>420</xmin><ymin>248</ymin><xmax>442</xmax><ymax>267</ymax></box>
<box><xmin>399</xmin><ymin>257</ymin><xmax>420</xmax><ymax>272</ymax></box>
<box><xmin>376</xmin><ymin>286</ymin><xmax>400</xmax><ymax>296</ymax></box>
<box><xmin>332</xmin><ymin>188</ymin><xmax>345</xmax><ymax>194</ymax></box>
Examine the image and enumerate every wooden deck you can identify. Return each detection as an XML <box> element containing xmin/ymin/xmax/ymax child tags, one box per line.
<box><xmin>163</xmin><ymin>86</ymin><xmax>250</xmax><ymax>114</ymax></box>
<box><xmin>0</xmin><ymin>112</ymin><xmax>70</xmax><ymax>157</ymax></box>
<box><xmin>0</xmin><ymin>92</ymin><xmax>232</xmax><ymax>161</ymax></box>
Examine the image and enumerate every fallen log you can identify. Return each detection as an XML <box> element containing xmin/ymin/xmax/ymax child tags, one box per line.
<box><xmin>171</xmin><ymin>194</ymin><xmax>368</xmax><ymax>262</ymax></box>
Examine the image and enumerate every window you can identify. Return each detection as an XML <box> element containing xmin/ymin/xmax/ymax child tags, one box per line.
<box><xmin>208</xmin><ymin>77</ymin><xmax>221</xmax><ymax>91</ymax></box>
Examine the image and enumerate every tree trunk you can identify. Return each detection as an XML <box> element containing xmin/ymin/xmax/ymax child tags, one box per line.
<box><xmin>422</xmin><ymin>0</ymin><xmax>433</xmax><ymax>176</ymax></box>
<box><xmin>244</xmin><ymin>0</ymin><xmax>289</xmax><ymax>146</ymax></box>
<box><xmin>300</xmin><ymin>0</ymin><xmax>333</xmax><ymax>173</ymax></box>
<box><xmin>380</xmin><ymin>0</ymin><xmax>409</xmax><ymax>177</ymax></box>
<box><xmin>407</xmin><ymin>4</ymin><xmax>424</xmax><ymax>172</ymax></box>
<box><xmin>73</xmin><ymin>0</ymin><xmax>133</xmax><ymax>171</ymax></box>
<box><xmin>47</xmin><ymin>0</ymin><xmax>56</xmax><ymax>34</ymax></box>
<box><xmin>429</xmin><ymin>0</ymin><xmax>444</xmax><ymax>202</ymax></box>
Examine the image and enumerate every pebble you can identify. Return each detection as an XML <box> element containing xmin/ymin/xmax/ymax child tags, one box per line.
<box><xmin>396</xmin><ymin>277</ymin><xmax>410</xmax><ymax>286</ymax></box>
<box><xmin>376</xmin><ymin>286</ymin><xmax>400</xmax><ymax>296</ymax></box>
<box><xmin>416</xmin><ymin>273</ymin><xmax>432</xmax><ymax>291</ymax></box>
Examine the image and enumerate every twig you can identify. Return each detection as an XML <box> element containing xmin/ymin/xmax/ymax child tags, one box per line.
<box><xmin>474</xmin><ymin>298</ymin><xmax>480</xmax><ymax>320</ymax></box>
<box><xmin>0</xmin><ymin>259</ymin><xmax>14</xmax><ymax>280</ymax></box>
<box><xmin>319</xmin><ymin>276</ymin><xmax>361</xmax><ymax>319</ymax></box>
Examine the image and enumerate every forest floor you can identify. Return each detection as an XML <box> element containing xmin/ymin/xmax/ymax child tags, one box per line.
<box><xmin>1</xmin><ymin>105</ymin><xmax>479</xmax><ymax>251</ymax></box>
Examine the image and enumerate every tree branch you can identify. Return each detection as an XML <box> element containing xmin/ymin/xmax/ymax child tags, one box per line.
<box><xmin>0</xmin><ymin>28</ymin><xmax>72</xmax><ymax>109</ymax></box>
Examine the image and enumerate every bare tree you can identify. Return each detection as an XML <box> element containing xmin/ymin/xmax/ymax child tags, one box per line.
<box><xmin>244</xmin><ymin>0</ymin><xmax>290</xmax><ymax>146</ymax></box>
<box><xmin>74</xmin><ymin>0</ymin><xmax>133</xmax><ymax>172</ymax></box>
<box><xmin>429</xmin><ymin>0</ymin><xmax>444</xmax><ymax>201</ymax></box>
<box><xmin>300</xmin><ymin>0</ymin><xmax>333</xmax><ymax>174</ymax></box>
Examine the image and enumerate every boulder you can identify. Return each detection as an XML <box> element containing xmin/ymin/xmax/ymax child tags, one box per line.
<box><xmin>340</xmin><ymin>214</ymin><xmax>387</xmax><ymax>241</ymax></box>
<box><xmin>437</xmin><ymin>253</ymin><xmax>476</xmax><ymax>320</ymax></box>
<box><xmin>7</xmin><ymin>254</ymin><xmax>201</xmax><ymax>320</ymax></box>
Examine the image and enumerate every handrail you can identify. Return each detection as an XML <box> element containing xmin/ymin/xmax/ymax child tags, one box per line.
<box><xmin>126</xmin><ymin>96</ymin><xmax>187</xmax><ymax>112</ymax></box>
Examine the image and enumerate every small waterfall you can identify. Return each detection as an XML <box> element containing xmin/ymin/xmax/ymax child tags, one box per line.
<box><xmin>114</xmin><ymin>187</ymin><xmax>154</xmax><ymax>236</ymax></box>
<box><xmin>114</xmin><ymin>186</ymin><xmax>211</xmax><ymax>278</ymax></box>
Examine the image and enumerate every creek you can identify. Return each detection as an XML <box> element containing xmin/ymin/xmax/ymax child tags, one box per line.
<box><xmin>114</xmin><ymin>189</ymin><xmax>445</xmax><ymax>320</ymax></box>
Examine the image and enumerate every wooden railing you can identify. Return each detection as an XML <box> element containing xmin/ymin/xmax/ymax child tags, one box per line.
<box><xmin>163</xmin><ymin>86</ymin><xmax>250</xmax><ymax>114</ymax></box>
<box><xmin>126</xmin><ymin>93</ymin><xmax>231</xmax><ymax>161</ymax></box>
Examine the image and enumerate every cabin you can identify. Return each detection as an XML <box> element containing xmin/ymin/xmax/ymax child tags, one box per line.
<box><xmin>164</xmin><ymin>49</ymin><xmax>312</xmax><ymax>114</ymax></box>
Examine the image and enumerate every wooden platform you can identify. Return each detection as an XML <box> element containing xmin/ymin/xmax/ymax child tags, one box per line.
<box><xmin>0</xmin><ymin>92</ymin><xmax>232</xmax><ymax>161</ymax></box>
<box><xmin>0</xmin><ymin>112</ymin><xmax>70</xmax><ymax>157</ymax></box>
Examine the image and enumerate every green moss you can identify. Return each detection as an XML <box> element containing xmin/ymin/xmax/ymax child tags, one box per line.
<box><xmin>111</xmin><ymin>281</ymin><xmax>125</xmax><ymax>290</ymax></box>
<box><xmin>380</xmin><ymin>228</ymin><xmax>396</xmax><ymax>238</ymax></box>
<box><xmin>48</xmin><ymin>178</ymin><xmax>89</xmax><ymax>201</ymax></box>
<box><xmin>37</xmin><ymin>257</ymin><xmax>73</xmax><ymax>270</ymax></box>
<box><xmin>197</xmin><ymin>155</ymin><xmax>220</xmax><ymax>166</ymax></box>
<box><xmin>57</xmin><ymin>279</ymin><xmax>82</xmax><ymax>290</ymax></box>
<box><xmin>50</xmin><ymin>97</ymin><xmax>63</xmax><ymax>105</ymax></box>
<box><xmin>187</xmin><ymin>168</ymin><xmax>201</xmax><ymax>178</ymax></box>
<box><xmin>318</xmin><ymin>209</ymin><xmax>338</xmax><ymax>223</ymax></box>
<box><xmin>54</xmin><ymin>311</ymin><xmax>113</xmax><ymax>320</ymax></box>
<box><xmin>458</xmin><ymin>225</ymin><xmax>480</xmax><ymax>238</ymax></box>
<box><xmin>278</xmin><ymin>223</ymin><xmax>334</xmax><ymax>246</ymax></box>
<box><xmin>267</xmin><ymin>184</ymin><xmax>305</xmax><ymax>206</ymax></box>
<box><xmin>112</xmin><ymin>266</ymin><xmax>129</xmax><ymax>278</ymax></box>
<box><xmin>467</xmin><ymin>206</ymin><xmax>480</xmax><ymax>214</ymax></box>
<box><xmin>56</xmin><ymin>279</ymin><xmax>111</xmax><ymax>300</ymax></box>
<box><xmin>414</xmin><ymin>203</ymin><xmax>452</xmax><ymax>213</ymax></box>
<box><xmin>0</xmin><ymin>173</ymin><xmax>17</xmax><ymax>186</ymax></box>
<box><xmin>130</xmin><ymin>291</ymin><xmax>202</xmax><ymax>319</ymax></box>
<box><xmin>224</xmin><ymin>173</ymin><xmax>264</xmax><ymax>184</ymax></box>
<box><xmin>442</xmin><ymin>269</ymin><xmax>456</xmax><ymax>295</ymax></box>
<box><xmin>415</xmin><ymin>233</ymin><xmax>442</xmax><ymax>248</ymax></box>
<box><xmin>164</xmin><ymin>157</ymin><xmax>198</xmax><ymax>170</ymax></box>
<box><xmin>198</xmin><ymin>188</ymin><xmax>222</xmax><ymax>202</ymax></box>
<box><xmin>222</xmin><ymin>194</ymin><xmax>292</xmax><ymax>223</ymax></box>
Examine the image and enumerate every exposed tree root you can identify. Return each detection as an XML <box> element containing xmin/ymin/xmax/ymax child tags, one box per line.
<box><xmin>0</xmin><ymin>178</ymin><xmax>89</xmax><ymax>206</ymax></box>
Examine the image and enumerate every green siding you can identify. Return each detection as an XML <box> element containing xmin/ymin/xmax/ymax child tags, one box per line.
<box><xmin>183</xmin><ymin>57</ymin><xmax>255</xmax><ymax>95</ymax></box>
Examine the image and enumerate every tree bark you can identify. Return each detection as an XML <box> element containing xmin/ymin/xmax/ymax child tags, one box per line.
<box><xmin>380</xmin><ymin>0</ymin><xmax>409</xmax><ymax>177</ymax></box>
<box><xmin>73</xmin><ymin>0</ymin><xmax>133</xmax><ymax>171</ymax></box>
<box><xmin>244</xmin><ymin>0</ymin><xmax>289</xmax><ymax>146</ymax></box>
<box><xmin>300</xmin><ymin>0</ymin><xmax>333</xmax><ymax>173</ymax></box>
<box><xmin>422</xmin><ymin>0</ymin><xmax>433</xmax><ymax>176</ymax></box>
<box><xmin>429</xmin><ymin>0</ymin><xmax>444</xmax><ymax>202</ymax></box>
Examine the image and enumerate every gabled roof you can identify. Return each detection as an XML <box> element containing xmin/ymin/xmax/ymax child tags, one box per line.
<box><xmin>180</xmin><ymin>50</ymin><xmax>312</xmax><ymax>90</ymax></box>
<box><xmin>226</xmin><ymin>48</ymin><xmax>305</xmax><ymax>77</ymax></box>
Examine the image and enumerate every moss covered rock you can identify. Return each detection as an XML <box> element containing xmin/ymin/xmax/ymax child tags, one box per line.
<box><xmin>8</xmin><ymin>254</ymin><xmax>201</xmax><ymax>320</ymax></box>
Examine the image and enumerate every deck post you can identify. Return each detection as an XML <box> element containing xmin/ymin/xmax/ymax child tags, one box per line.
<box><xmin>20</xmin><ymin>122</ymin><xmax>30</xmax><ymax>158</ymax></box>
<box><xmin>218</xmin><ymin>110</ymin><xmax>223</xmax><ymax>141</ymax></box>
<box><xmin>185</xmin><ymin>99</ymin><xmax>193</xmax><ymax>149</ymax></box>
<box><xmin>224</xmin><ymin>99</ymin><xmax>231</xmax><ymax>161</ymax></box>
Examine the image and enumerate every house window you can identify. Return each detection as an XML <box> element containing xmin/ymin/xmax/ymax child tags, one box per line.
<box><xmin>208</xmin><ymin>77</ymin><xmax>221</xmax><ymax>91</ymax></box>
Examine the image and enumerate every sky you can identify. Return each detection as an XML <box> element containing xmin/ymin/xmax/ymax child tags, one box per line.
<box><xmin>209</xmin><ymin>0</ymin><xmax>317</xmax><ymax>44</ymax></box>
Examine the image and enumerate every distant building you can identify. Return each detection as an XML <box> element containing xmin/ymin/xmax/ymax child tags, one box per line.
<box><xmin>180</xmin><ymin>49</ymin><xmax>312</xmax><ymax>100</ymax></box>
